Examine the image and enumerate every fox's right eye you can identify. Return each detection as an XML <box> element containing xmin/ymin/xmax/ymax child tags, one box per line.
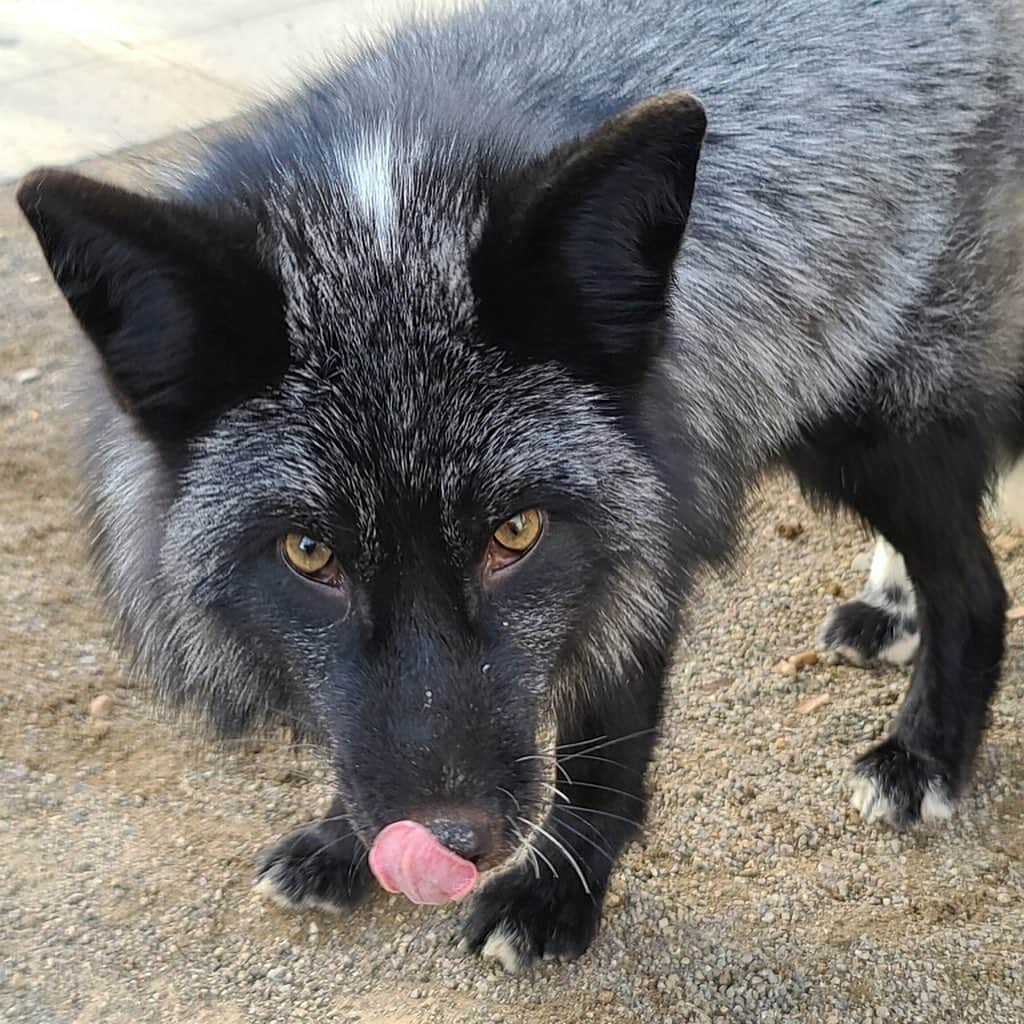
<box><xmin>281</xmin><ymin>533</ymin><xmax>342</xmax><ymax>585</ymax></box>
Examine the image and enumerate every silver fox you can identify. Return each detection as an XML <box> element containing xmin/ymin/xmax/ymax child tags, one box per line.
<box><xmin>17</xmin><ymin>0</ymin><xmax>1024</xmax><ymax>971</ymax></box>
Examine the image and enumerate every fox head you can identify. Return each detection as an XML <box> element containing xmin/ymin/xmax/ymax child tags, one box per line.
<box><xmin>18</xmin><ymin>93</ymin><xmax>709</xmax><ymax>864</ymax></box>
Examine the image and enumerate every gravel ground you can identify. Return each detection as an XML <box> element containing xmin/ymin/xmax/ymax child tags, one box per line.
<box><xmin>2</xmin><ymin>147</ymin><xmax>1023</xmax><ymax>1024</ymax></box>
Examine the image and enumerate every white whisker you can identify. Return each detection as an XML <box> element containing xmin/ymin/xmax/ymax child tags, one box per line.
<box><xmin>527</xmin><ymin>819</ymin><xmax>591</xmax><ymax>896</ymax></box>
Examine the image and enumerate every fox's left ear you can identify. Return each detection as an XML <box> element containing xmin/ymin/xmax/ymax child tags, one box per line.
<box><xmin>17</xmin><ymin>169</ymin><xmax>289</xmax><ymax>441</ymax></box>
<box><xmin>473</xmin><ymin>92</ymin><xmax>706</xmax><ymax>385</ymax></box>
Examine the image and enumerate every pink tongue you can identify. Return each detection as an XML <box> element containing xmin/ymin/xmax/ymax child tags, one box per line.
<box><xmin>368</xmin><ymin>820</ymin><xmax>479</xmax><ymax>905</ymax></box>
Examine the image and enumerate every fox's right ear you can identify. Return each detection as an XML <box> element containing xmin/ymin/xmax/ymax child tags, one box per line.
<box><xmin>472</xmin><ymin>92</ymin><xmax>706</xmax><ymax>387</ymax></box>
<box><xmin>16</xmin><ymin>169</ymin><xmax>289</xmax><ymax>441</ymax></box>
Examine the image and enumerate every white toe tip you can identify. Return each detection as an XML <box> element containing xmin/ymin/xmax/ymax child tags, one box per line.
<box><xmin>480</xmin><ymin>926</ymin><xmax>526</xmax><ymax>974</ymax></box>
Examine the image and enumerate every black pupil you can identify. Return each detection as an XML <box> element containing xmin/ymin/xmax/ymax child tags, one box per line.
<box><xmin>299</xmin><ymin>536</ymin><xmax>318</xmax><ymax>555</ymax></box>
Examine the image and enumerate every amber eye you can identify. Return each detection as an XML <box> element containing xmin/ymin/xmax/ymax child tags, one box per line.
<box><xmin>488</xmin><ymin>509</ymin><xmax>543</xmax><ymax>572</ymax></box>
<box><xmin>281</xmin><ymin>532</ymin><xmax>339</xmax><ymax>582</ymax></box>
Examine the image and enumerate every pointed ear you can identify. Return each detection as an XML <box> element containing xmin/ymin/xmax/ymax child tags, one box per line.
<box><xmin>16</xmin><ymin>169</ymin><xmax>289</xmax><ymax>440</ymax></box>
<box><xmin>472</xmin><ymin>92</ymin><xmax>706</xmax><ymax>384</ymax></box>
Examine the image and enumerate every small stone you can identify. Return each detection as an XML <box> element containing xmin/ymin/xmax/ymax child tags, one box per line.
<box><xmin>15</xmin><ymin>367</ymin><xmax>41</xmax><ymax>384</ymax></box>
<box><xmin>775</xmin><ymin>519</ymin><xmax>804</xmax><ymax>540</ymax></box>
<box><xmin>701</xmin><ymin>675</ymin><xmax>734</xmax><ymax>693</ymax></box>
<box><xmin>11</xmin><ymin>973</ymin><xmax>27</xmax><ymax>990</ymax></box>
<box><xmin>598</xmin><ymin>991</ymin><xmax>615</xmax><ymax>1005</ymax></box>
<box><xmin>791</xmin><ymin>650</ymin><xmax>819</xmax><ymax>669</ymax></box>
<box><xmin>797</xmin><ymin>693</ymin><xmax>830</xmax><ymax>715</ymax></box>
<box><xmin>89</xmin><ymin>693</ymin><xmax>114</xmax><ymax>718</ymax></box>
<box><xmin>775</xmin><ymin>659</ymin><xmax>798</xmax><ymax>677</ymax></box>
<box><xmin>1006</xmin><ymin>606</ymin><xmax>1024</xmax><ymax>621</ymax></box>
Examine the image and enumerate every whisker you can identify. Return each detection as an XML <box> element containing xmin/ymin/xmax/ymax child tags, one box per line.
<box><xmin>496</xmin><ymin>786</ymin><xmax>522</xmax><ymax>812</ymax></box>
<box><xmin>524</xmin><ymin>751</ymin><xmax>642</xmax><ymax>775</ymax></box>
<box><xmin>530</xmin><ymin>842</ymin><xmax>559</xmax><ymax>881</ymax></box>
<box><xmin>555</xmin><ymin>780</ymin><xmax>646</xmax><ymax>803</ymax></box>
<box><xmin>515</xmin><ymin>815</ymin><xmax>561</xmax><ymax>881</ymax></box>
<box><xmin>515</xmin><ymin>753</ymin><xmax>572</xmax><ymax>783</ymax></box>
<box><xmin>549</xmin><ymin>812</ymin><xmax>615</xmax><ymax>864</ymax></box>
<box><xmin>563</xmin><ymin>753</ymin><xmax>642</xmax><ymax>774</ymax></box>
<box><xmin>508</xmin><ymin>817</ymin><xmax>540</xmax><ymax>880</ymax></box>
<box><xmin>558</xmin><ymin>805</ymin><xmax>613</xmax><ymax>850</ymax></box>
<box><xmin>294</xmin><ymin>829</ymin><xmax>360</xmax><ymax>871</ymax></box>
<box><xmin>540</xmin><ymin>780</ymin><xmax>572</xmax><ymax>804</ymax></box>
<box><xmin>559</xmin><ymin>727</ymin><xmax>657</xmax><ymax>762</ymax></box>
<box><xmin>347</xmin><ymin>846</ymin><xmax>369</xmax><ymax>894</ymax></box>
<box><xmin>526</xmin><ymin>819</ymin><xmax>591</xmax><ymax>896</ymax></box>
<box><xmin>313</xmin><ymin>812</ymin><xmax>357</xmax><ymax>826</ymax></box>
<box><xmin>560</xmin><ymin>805</ymin><xmax>643</xmax><ymax>830</ymax></box>
<box><xmin>555</xmin><ymin>734</ymin><xmax>608</xmax><ymax>751</ymax></box>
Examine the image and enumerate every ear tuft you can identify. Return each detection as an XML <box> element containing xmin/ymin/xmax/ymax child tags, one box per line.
<box><xmin>17</xmin><ymin>169</ymin><xmax>289</xmax><ymax>440</ymax></box>
<box><xmin>473</xmin><ymin>92</ymin><xmax>707</xmax><ymax>384</ymax></box>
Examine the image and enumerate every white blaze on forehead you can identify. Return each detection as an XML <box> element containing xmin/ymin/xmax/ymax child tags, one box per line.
<box><xmin>342</xmin><ymin>126</ymin><xmax>399</xmax><ymax>256</ymax></box>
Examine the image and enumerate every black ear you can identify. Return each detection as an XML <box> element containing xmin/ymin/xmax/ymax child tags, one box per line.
<box><xmin>16</xmin><ymin>169</ymin><xmax>289</xmax><ymax>440</ymax></box>
<box><xmin>472</xmin><ymin>92</ymin><xmax>707</xmax><ymax>384</ymax></box>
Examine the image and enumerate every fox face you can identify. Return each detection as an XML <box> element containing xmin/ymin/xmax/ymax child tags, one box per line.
<box><xmin>18</xmin><ymin>94</ymin><xmax>706</xmax><ymax>865</ymax></box>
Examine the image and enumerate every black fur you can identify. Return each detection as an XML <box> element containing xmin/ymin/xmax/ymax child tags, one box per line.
<box><xmin>15</xmin><ymin>170</ymin><xmax>289</xmax><ymax>441</ymax></box>
<box><xmin>787</xmin><ymin>405</ymin><xmax>1007</xmax><ymax>820</ymax></box>
<box><xmin>473</xmin><ymin>94</ymin><xmax>707</xmax><ymax>385</ymax></box>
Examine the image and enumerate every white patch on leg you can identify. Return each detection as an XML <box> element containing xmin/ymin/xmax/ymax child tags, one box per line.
<box><xmin>850</xmin><ymin>775</ymin><xmax>898</xmax><ymax>825</ymax></box>
<box><xmin>253</xmin><ymin>864</ymin><xmax>300</xmax><ymax>909</ymax></box>
<box><xmin>877</xmin><ymin>629</ymin><xmax>920</xmax><ymax>666</ymax></box>
<box><xmin>865</xmin><ymin>536</ymin><xmax>907</xmax><ymax>593</ymax></box>
<box><xmin>480</xmin><ymin>925</ymin><xmax>528</xmax><ymax>974</ymax></box>
<box><xmin>920</xmin><ymin>784</ymin><xmax>956</xmax><ymax>822</ymax></box>
<box><xmin>866</xmin><ymin>537</ymin><xmax>919</xmax><ymax>664</ymax></box>
<box><xmin>252</xmin><ymin>862</ymin><xmax>343</xmax><ymax>915</ymax></box>
<box><xmin>826</xmin><ymin>535</ymin><xmax>919</xmax><ymax>665</ymax></box>
<box><xmin>830</xmin><ymin>641</ymin><xmax>867</xmax><ymax>667</ymax></box>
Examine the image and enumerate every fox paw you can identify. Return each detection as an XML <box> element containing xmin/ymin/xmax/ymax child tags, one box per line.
<box><xmin>823</xmin><ymin>599</ymin><xmax>919</xmax><ymax>666</ymax></box>
<box><xmin>254</xmin><ymin>819</ymin><xmax>371</xmax><ymax>913</ymax></box>
<box><xmin>850</xmin><ymin>738</ymin><xmax>956</xmax><ymax>828</ymax></box>
<box><xmin>460</xmin><ymin>860</ymin><xmax>602</xmax><ymax>973</ymax></box>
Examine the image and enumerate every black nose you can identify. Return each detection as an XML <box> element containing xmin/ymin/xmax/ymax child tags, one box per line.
<box><xmin>427</xmin><ymin>818</ymin><xmax>493</xmax><ymax>864</ymax></box>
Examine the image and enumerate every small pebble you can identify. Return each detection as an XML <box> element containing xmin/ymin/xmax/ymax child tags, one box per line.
<box><xmin>797</xmin><ymin>693</ymin><xmax>830</xmax><ymax>715</ymax></box>
<box><xmin>775</xmin><ymin>519</ymin><xmax>804</xmax><ymax>540</ymax></box>
<box><xmin>89</xmin><ymin>693</ymin><xmax>114</xmax><ymax>718</ymax></box>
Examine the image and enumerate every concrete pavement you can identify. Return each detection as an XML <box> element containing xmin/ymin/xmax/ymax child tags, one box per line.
<box><xmin>1</xmin><ymin>0</ymin><xmax>432</xmax><ymax>181</ymax></box>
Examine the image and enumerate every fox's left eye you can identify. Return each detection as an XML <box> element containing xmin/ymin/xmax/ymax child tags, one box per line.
<box><xmin>281</xmin><ymin>532</ymin><xmax>342</xmax><ymax>584</ymax></box>
<box><xmin>486</xmin><ymin>508</ymin><xmax>543</xmax><ymax>574</ymax></box>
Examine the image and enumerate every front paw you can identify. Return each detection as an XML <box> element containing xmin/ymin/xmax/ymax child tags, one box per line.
<box><xmin>850</xmin><ymin>737</ymin><xmax>956</xmax><ymax>829</ymax></box>
<box><xmin>460</xmin><ymin>861</ymin><xmax>603</xmax><ymax>973</ymax></box>
<box><xmin>822</xmin><ymin>599</ymin><xmax>919</xmax><ymax>666</ymax></box>
<box><xmin>254</xmin><ymin>820</ymin><xmax>372</xmax><ymax>913</ymax></box>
